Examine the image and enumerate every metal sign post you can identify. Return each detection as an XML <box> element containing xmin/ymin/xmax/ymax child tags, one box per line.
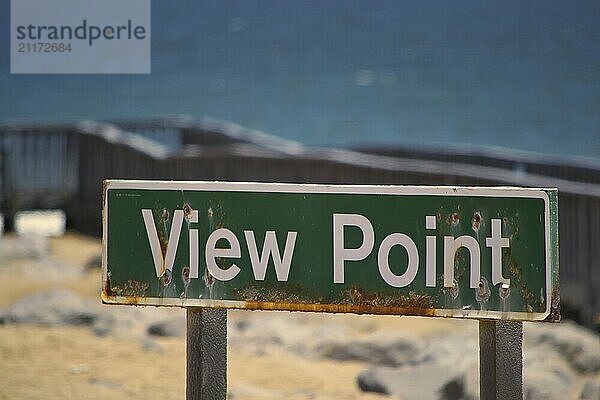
<box><xmin>479</xmin><ymin>320</ymin><xmax>523</xmax><ymax>400</ymax></box>
<box><xmin>101</xmin><ymin>180</ymin><xmax>559</xmax><ymax>399</ymax></box>
<box><xmin>186</xmin><ymin>308</ymin><xmax>227</xmax><ymax>400</ymax></box>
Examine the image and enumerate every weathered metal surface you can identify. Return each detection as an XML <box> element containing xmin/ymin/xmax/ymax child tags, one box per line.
<box><xmin>186</xmin><ymin>308</ymin><xmax>227</xmax><ymax>400</ymax></box>
<box><xmin>102</xmin><ymin>180</ymin><xmax>558</xmax><ymax>321</ymax></box>
<box><xmin>479</xmin><ymin>320</ymin><xmax>523</xmax><ymax>400</ymax></box>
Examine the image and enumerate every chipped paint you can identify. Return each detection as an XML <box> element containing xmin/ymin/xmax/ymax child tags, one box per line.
<box><xmin>160</xmin><ymin>269</ymin><xmax>172</xmax><ymax>286</ymax></box>
<box><xmin>105</xmin><ymin>279</ymin><xmax>150</xmax><ymax>297</ymax></box>
<box><xmin>546</xmin><ymin>277</ymin><xmax>561</xmax><ymax>322</ymax></box>
<box><xmin>340</xmin><ymin>286</ymin><xmax>435</xmax><ymax>309</ymax></box>
<box><xmin>475</xmin><ymin>277</ymin><xmax>491</xmax><ymax>309</ymax></box>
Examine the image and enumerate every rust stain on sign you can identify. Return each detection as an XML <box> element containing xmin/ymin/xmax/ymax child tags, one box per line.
<box><xmin>232</xmin><ymin>283</ymin><xmax>437</xmax><ymax>316</ymax></box>
<box><xmin>341</xmin><ymin>286</ymin><xmax>435</xmax><ymax>309</ymax></box>
<box><xmin>239</xmin><ymin>300</ymin><xmax>437</xmax><ymax>317</ymax></box>
<box><xmin>547</xmin><ymin>278</ymin><xmax>561</xmax><ymax>323</ymax></box>
<box><xmin>104</xmin><ymin>279</ymin><xmax>150</xmax><ymax>298</ymax></box>
<box><xmin>234</xmin><ymin>284</ymin><xmax>308</xmax><ymax>304</ymax></box>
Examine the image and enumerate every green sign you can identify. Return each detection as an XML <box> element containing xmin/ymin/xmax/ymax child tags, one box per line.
<box><xmin>102</xmin><ymin>180</ymin><xmax>559</xmax><ymax>321</ymax></box>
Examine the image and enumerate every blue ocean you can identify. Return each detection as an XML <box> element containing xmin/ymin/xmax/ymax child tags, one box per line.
<box><xmin>1</xmin><ymin>0</ymin><xmax>599</xmax><ymax>158</ymax></box>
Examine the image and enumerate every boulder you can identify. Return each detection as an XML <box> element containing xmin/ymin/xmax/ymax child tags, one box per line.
<box><xmin>316</xmin><ymin>330</ymin><xmax>423</xmax><ymax>367</ymax></box>
<box><xmin>524</xmin><ymin>346</ymin><xmax>577</xmax><ymax>400</ymax></box>
<box><xmin>524</xmin><ymin>369</ymin><xmax>577</xmax><ymax>400</ymax></box>
<box><xmin>147</xmin><ymin>316</ymin><xmax>186</xmax><ymax>337</ymax></box>
<box><xmin>0</xmin><ymin>289</ymin><xmax>100</xmax><ymax>326</ymax></box>
<box><xmin>356</xmin><ymin>367</ymin><xmax>392</xmax><ymax>395</ymax></box>
<box><xmin>0</xmin><ymin>234</ymin><xmax>48</xmax><ymax>261</ymax></box>
<box><xmin>525</xmin><ymin>321</ymin><xmax>600</xmax><ymax>373</ymax></box>
<box><xmin>357</xmin><ymin>362</ymin><xmax>477</xmax><ymax>400</ymax></box>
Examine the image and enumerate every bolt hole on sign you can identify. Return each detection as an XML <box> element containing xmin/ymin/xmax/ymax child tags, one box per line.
<box><xmin>102</xmin><ymin>180</ymin><xmax>559</xmax><ymax>322</ymax></box>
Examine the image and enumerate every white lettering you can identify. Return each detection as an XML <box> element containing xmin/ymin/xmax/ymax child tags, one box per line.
<box><xmin>333</xmin><ymin>213</ymin><xmax>375</xmax><ymax>284</ymax></box>
<box><xmin>142</xmin><ymin>209</ymin><xmax>183</xmax><ymax>277</ymax></box>
<box><xmin>443</xmin><ymin>235</ymin><xmax>481</xmax><ymax>288</ymax></box>
<box><xmin>244</xmin><ymin>231</ymin><xmax>298</xmax><ymax>281</ymax></box>
<box><xmin>377</xmin><ymin>233</ymin><xmax>419</xmax><ymax>287</ymax></box>
<box><xmin>188</xmin><ymin>209</ymin><xmax>199</xmax><ymax>279</ymax></box>
<box><xmin>486</xmin><ymin>219</ymin><xmax>510</xmax><ymax>286</ymax></box>
<box><xmin>205</xmin><ymin>228</ymin><xmax>241</xmax><ymax>281</ymax></box>
<box><xmin>425</xmin><ymin>215</ymin><xmax>437</xmax><ymax>287</ymax></box>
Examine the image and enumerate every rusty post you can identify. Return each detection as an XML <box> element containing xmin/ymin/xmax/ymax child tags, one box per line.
<box><xmin>186</xmin><ymin>308</ymin><xmax>227</xmax><ymax>400</ymax></box>
<box><xmin>479</xmin><ymin>320</ymin><xmax>523</xmax><ymax>400</ymax></box>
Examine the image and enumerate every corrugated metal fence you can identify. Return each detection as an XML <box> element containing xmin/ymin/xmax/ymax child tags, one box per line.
<box><xmin>1</xmin><ymin>117</ymin><xmax>598</xmax><ymax>326</ymax></box>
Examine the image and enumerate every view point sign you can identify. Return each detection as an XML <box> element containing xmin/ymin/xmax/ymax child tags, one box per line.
<box><xmin>102</xmin><ymin>180</ymin><xmax>559</xmax><ymax>322</ymax></box>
